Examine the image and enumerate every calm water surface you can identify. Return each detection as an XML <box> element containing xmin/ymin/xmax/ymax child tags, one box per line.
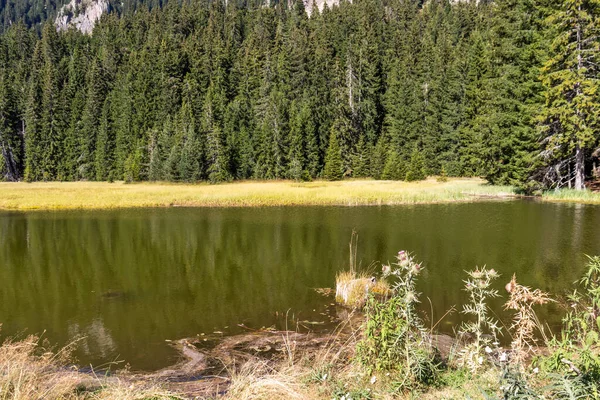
<box><xmin>0</xmin><ymin>201</ymin><xmax>599</xmax><ymax>371</ymax></box>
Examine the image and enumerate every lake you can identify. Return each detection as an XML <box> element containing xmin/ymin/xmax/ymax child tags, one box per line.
<box><xmin>0</xmin><ymin>201</ymin><xmax>598</xmax><ymax>371</ymax></box>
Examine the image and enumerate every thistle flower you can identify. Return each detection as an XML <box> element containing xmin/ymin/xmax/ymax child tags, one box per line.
<box><xmin>397</xmin><ymin>250</ymin><xmax>410</xmax><ymax>267</ymax></box>
<box><xmin>411</xmin><ymin>263</ymin><xmax>422</xmax><ymax>275</ymax></box>
<box><xmin>505</xmin><ymin>275</ymin><xmax>517</xmax><ymax>293</ymax></box>
<box><xmin>382</xmin><ymin>264</ymin><xmax>391</xmax><ymax>276</ymax></box>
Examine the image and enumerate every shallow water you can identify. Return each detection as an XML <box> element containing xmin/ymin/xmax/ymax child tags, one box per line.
<box><xmin>0</xmin><ymin>201</ymin><xmax>599</xmax><ymax>371</ymax></box>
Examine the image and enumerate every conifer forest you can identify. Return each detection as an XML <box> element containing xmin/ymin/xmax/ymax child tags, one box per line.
<box><xmin>0</xmin><ymin>0</ymin><xmax>599</xmax><ymax>191</ymax></box>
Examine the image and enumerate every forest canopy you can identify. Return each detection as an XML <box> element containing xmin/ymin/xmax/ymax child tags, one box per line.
<box><xmin>0</xmin><ymin>0</ymin><xmax>598</xmax><ymax>190</ymax></box>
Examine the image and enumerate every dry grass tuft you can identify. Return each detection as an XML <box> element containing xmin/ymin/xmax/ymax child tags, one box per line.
<box><xmin>0</xmin><ymin>333</ymin><xmax>182</xmax><ymax>400</ymax></box>
<box><xmin>0</xmin><ymin>335</ymin><xmax>82</xmax><ymax>400</ymax></box>
<box><xmin>88</xmin><ymin>381</ymin><xmax>179</xmax><ymax>400</ymax></box>
<box><xmin>335</xmin><ymin>271</ymin><xmax>390</xmax><ymax>307</ymax></box>
<box><xmin>223</xmin><ymin>361</ymin><xmax>310</xmax><ymax>400</ymax></box>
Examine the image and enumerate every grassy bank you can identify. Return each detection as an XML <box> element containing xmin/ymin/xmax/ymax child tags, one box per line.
<box><xmin>542</xmin><ymin>188</ymin><xmax>600</xmax><ymax>205</ymax></box>
<box><xmin>0</xmin><ymin>178</ymin><xmax>515</xmax><ymax>210</ymax></box>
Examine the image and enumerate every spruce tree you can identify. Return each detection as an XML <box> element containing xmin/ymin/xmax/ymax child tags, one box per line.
<box><xmin>536</xmin><ymin>0</ymin><xmax>600</xmax><ymax>190</ymax></box>
<box><xmin>323</xmin><ymin>124</ymin><xmax>343</xmax><ymax>180</ymax></box>
<box><xmin>405</xmin><ymin>147</ymin><xmax>427</xmax><ymax>182</ymax></box>
<box><xmin>0</xmin><ymin>67</ymin><xmax>21</xmax><ymax>181</ymax></box>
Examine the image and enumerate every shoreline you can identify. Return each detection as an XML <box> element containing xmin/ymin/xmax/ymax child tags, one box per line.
<box><xmin>0</xmin><ymin>178</ymin><xmax>517</xmax><ymax>211</ymax></box>
<box><xmin>1</xmin><ymin>178</ymin><xmax>598</xmax><ymax>211</ymax></box>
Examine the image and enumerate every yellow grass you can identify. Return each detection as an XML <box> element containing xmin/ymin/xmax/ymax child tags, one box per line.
<box><xmin>335</xmin><ymin>271</ymin><xmax>390</xmax><ymax>307</ymax></box>
<box><xmin>0</xmin><ymin>178</ymin><xmax>515</xmax><ymax>210</ymax></box>
<box><xmin>0</xmin><ymin>334</ymin><xmax>181</xmax><ymax>400</ymax></box>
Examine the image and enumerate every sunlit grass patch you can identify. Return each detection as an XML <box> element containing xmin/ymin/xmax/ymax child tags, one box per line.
<box><xmin>0</xmin><ymin>178</ymin><xmax>516</xmax><ymax>210</ymax></box>
<box><xmin>542</xmin><ymin>188</ymin><xmax>600</xmax><ymax>204</ymax></box>
<box><xmin>335</xmin><ymin>271</ymin><xmax>390</xmax><ymax>307</ymax></box>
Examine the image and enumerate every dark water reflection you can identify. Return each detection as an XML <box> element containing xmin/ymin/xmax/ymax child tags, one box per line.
<box><xmin>0</xmin><ymin>202</ymin><xmax>599</xmax><ymax>371</ymax></box>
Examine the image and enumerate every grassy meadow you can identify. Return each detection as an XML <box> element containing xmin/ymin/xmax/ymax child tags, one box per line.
<box><xmin>0</xmin><ymin>178</ymin><xmax>516</xmax><ymax>210</ymax></box>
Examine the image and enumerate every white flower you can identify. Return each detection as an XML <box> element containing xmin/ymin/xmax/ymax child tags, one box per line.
<box><xmin>499</xmin><ymin>352</ymin><xmax>507</xmax><ymax>362</ymax></box>
<box><xmin>533</xmin><ymin>367</ymin><xmax>539</xmax><ymax>374</ymax></box>
<box><xmin>370</xmin><ymin>376</ymin><xmax>377</xmax><ymax>384</ymax></box>
<box><xmin>485</xmin><ymin>346</ymin><xmax>492</xmax><ymax>354</ymax></box>
<box><xmin>478</xmin><ymin>356</ymin><xmax>483</xmax><ymax>365</ymax></box>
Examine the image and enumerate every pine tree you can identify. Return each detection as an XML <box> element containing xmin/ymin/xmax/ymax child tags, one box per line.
<box><xmin>80</xmin><ymin>59</ymin><xmax>107</xmax><ymax>180</ymax></box>
<box><xmin>0</xmin><ymin>67</ymin><xmax>22</xmax><ymax>181</ymax></box>
<box><xmin>177</xmin><ymin>102</ymin><xmax>203</xmax><ymax>182</ymax></box>
<box><xmin>382</xmin><ymin>147</ymin><xmax>405</xmax><ymax>180</ymax></box>
<box><xmin>536</xmin><ymin>0</ymin><xmax>600</xmax><ymax>190</ymax></box>
<box><xmin>352</xmin><ymin>134</ymin><xmax>371</xmax><ymax>178</ymax></box>
<box><xmin>323</xmin><ymin>123</ymin><xmax>343</xmax><ymax>180</ymax></box>
<box><xmin>23</xmin><ymin>40</ymin><xmax>44</xmax><ymax>182</ymax></box>
<box><xmin>405</xmin><ymin>147</ymin><xmax>427</xmax><ymax>182</ymax></box>
<box><xmin>204</xmin><ymin>88</ymin><xmax>231</xmax><ymax>183</ymax></box>
<box><xmin>481</xmin><ymin>0</ymin><xmax>544</xmax><ymax>187</ymax></box>
<box><xmin>287</xmin><ymin>100</ymin><xmax>305</xmax><ymax>180</ymax></box>
<box><xmin>94</xmin><ymin>96</ymin><xmax>115</xmax><ymax>181</ymax></box>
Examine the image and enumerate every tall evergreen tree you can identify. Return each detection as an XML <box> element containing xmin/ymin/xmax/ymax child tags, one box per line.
<box><xmin>323</xmin><ymin>122</ymin><xmax>344</xmax><ymax>180</ymax></box>
<box><xmin>536</xmin><ymin>0</ymin><xmax>600</xmax><ymax>190</ymax></box>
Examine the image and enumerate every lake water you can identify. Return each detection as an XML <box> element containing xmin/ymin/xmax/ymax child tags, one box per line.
<box><xmin>0</xmin><ymin>201</ymin><xmax>599</xmax><ymax>371</ymax></box>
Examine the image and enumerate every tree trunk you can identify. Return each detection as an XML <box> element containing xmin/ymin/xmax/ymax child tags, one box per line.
<box><xmin>573</xmin><ymin>5</ymin><xmax>585</xmax><ymax>192</ymax></box>
<box><xmin>1</xmin><ymin>143</ymin><xmax>19</xmax><ymax>181</ymax></box>
<box><xmin>575</xmin><ymin>142</ymin><xmax>585</xmax><ymax>190</ymax></box>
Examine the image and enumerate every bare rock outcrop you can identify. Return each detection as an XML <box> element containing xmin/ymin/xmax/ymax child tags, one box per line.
<box><xmin>55</xmin><ymin>0</ymin><xmax>108</xmax><ymax>34</ymax></box>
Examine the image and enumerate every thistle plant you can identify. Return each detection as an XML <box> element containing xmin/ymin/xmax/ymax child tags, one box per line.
<box><xmin>357</xmin><ymin>251</ymin><xmax>436</xmax><ymax>389</ymax></box>
<box><xmin>459</xmin><ymin>266</ymin><xmax>502</xmax><ymax>372</ymax></box>
<box><xmin>381</xmin><ymin>250</ymin><xmax>425</xmax><ymax>335</ymax></box>
<box><xmin>504</xmin><ymin>275</ymin><xmax>552</xmax><ymax>366</ymax></box>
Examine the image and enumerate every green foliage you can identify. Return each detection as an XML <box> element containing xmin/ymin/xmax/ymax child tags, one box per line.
<box><xmin>562</xmin><ymin>256</ymin><xmax>600</xmax><ymax>346</ymax></box>
<box><xmin>405</xmin><ymin>147</ymin><xmax>426</xmax><ymax>182</ymax></box>
<box><xmin>356</xmin><ymin>251</ymin><xmax>437</xmax><ymax>390</ymax></box>
<box><xmin>382</xmin><ymin>149</ymin><xmax>405</xmax><ymax>181</ymax></box>
<box><xmin>497</xmin><ymin>365</ymin><xmax>541</xmax><ymax>399</ymax></box>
